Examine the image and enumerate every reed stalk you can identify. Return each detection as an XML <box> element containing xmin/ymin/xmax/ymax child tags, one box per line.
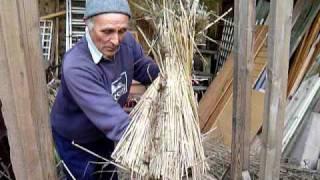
<box><xmin>112</xmin><ymin>0</ymin><xmax>209</xmax><ymax>179</ymax></box>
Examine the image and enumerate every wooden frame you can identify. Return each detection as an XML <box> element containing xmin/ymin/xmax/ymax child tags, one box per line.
<box><xmin>231</xmin><ymin>0</ymin><xmax>255</xmax><ymax>179</ymax></box>
<box><xmin>0</xmin><ymin>0</ymin><xmax>56</xmax><ymax>179</ymax></box>
<box><xmin>259</xmin><ymin>0</ymin><xmax>293</xmax><ymax>179</ymax></box>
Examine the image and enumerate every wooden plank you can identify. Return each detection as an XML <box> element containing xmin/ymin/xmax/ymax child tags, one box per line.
<box><xmin>202</xmin><ymin>82</ymin><xmax>233</xmax><ymax>133</ymax></box>
<box><xmin>290</xmin><ymin>35</ymin><xmax>320</xmax><ymax>96</ymax></box>
<box><xmin>216</xmin><ymin>91</ymin><xmax>265</xmax><ymax>147</ymax></box>
<box><xmin>252</xmin><ymin>46</ymin><xmax>268</xmax><ymax>85</ymax></box>
<box><xmin>290</xmin><ymin>0</ymin><xmax>320</xmax><ymax>57</ymax></box>
<box><xmin>40</xmin><ymin>10</ymin><xmax>66</xmax><ymax>20</ymax></box>
<box><xmin>304</xmin><ymin>41</ymin><xmax>320</xmax><ymax>80</ymax></box>
<box><xmin>0</xmin><ymin>1</ymin><xmax>56</xmax><ymax>179</ymax></box>
<box><xmin>314</xmin><ymin>96</ymin><xmax>320</xmax><ymax>113</ymax></box>
<box><xmin>283</xmin><ymin>75</ymin><xmax>320</xmax><ymax>152</ymax></box>
<box><xmin>253</xmin><ymin>27</ymin><xmax>268</xmax><ymax>58</ymax></box>
<box><xmin>287</xmin><ymin>34</ymin><xmax>308</xmax><ymax>90</ymax></box>
<box><xmin>259</xmin><ymin>0</ymin><xmax>293</xmax><ymax>179</ymax></box>
<box><xmin>199</xmin><ymin>26</ymin><xmax>267</xmax><ymax>132</ymax></box>
<box><xmin>203</xmin><ymin>44</ymin><xmax>268</xmax><ymax>133</ymax></box>
<box><xmin>292</xmin><ymin>0</ymin><xmax>306</xmax><ymax>26</ymax></box>
<box><xmin>200</xmin><ymin>57</ymin><xmax>233</xmax><ymax>131</ymax></box>
<box><xmin>288</xmin><ymin>12</ymin><xmax>320</xmax><ymax>97</ymax></box>
<box><xmin>231</xmin><ymin>0</ymin><xmax>255</xmax><ymax>179</ymax></box>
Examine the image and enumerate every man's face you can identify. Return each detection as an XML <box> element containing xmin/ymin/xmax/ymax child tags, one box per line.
<box><xmin>89</xmin><ymin>13</ymin><xmax>129</xmax><ymax>59</ymax></box>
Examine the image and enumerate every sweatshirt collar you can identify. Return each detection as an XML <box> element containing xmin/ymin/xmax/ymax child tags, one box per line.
<box><xmin>86</xmin><ymin>28</ymin><xmax>103</xmax><ymax>64</ymax></box>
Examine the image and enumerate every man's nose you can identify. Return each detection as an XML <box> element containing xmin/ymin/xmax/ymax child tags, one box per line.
<box><xmin>110</xmin><ymin>33</ymin><xmax>120</xmax><ymax>46</ymax></box>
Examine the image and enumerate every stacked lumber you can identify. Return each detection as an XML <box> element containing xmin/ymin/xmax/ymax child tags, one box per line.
<box><xmin>290</xmin><ymin>0</ymin><xmax>320</xmax><ymax>58</ymax></box>
<box><xmin>199</xmin><ymin>26</ymin><xmax>268</xmax><ymax>133</ymax></box>
<box><xmin>200</xmin><ymin>1</ymin><xmax>320</xmax><ymax>151</ymax></box>
<box><xmin>288</xmin><ymin>12</ymin><xmax>320</xmax><ymax>97</ymax></box>
<box><xmin>283</xmin><ymin>75</ymin><xmax>320</xmax><ymax>152</ymax></box>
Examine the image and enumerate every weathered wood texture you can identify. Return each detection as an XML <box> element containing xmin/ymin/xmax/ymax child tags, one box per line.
<box><xmin>207</xmin><ymin>44</ymin><xmax>267</xmax><ymax>150</ymax></box>
<box><xmin>231</xmin><ymin>0</ymin><xmax>255</xmax><ymax>179</ymax></box>
<box><xmin>215</xmin><ymin>90</ymin><xmax>265</xmax><ymax>147</ymax></box>
<box><xmin>289</xmin><ymin>0</ymin><xmax>320</xmax><ymax>57</ymax></box>
<box><xmin>199</xmin><ymin>26</ymin><xmax>268</xmax><ymax>133</ymax></box>
<box><xmin>0</xmin><ymin>0</ymin><xmax>56</xmax><ymax>179</ymax></box>
<box><xmin>314</xmin><ymin>97</ymin><xmax>320</xmax><ymax>113</ymax></box>
<box><xmin>259</xmin><ymin>0</ymin><xmax>293</xmax><ymax>179</ymax></box>
<box><xmin>291</xmin><ymin>0</ymin><xmax>305</xmax><ymax>26</ymax></box>
<box><xmin>304</xmin><ymin>42</ymin><xmax>320</xmax><ymax>79</ymax></box>
<box><xmin>199</xmin><ymin>55</ymin><xmax>233</xmax><ymax>131</ymax></box>
<box><xmin>288</xmin><ymin>12</ymin><xmax>320</xmax><ymax>97</ymax></box>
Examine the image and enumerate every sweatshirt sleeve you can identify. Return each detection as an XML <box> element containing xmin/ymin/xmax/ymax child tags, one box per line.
<box><xmin>63</xmin><ymin>65</ymin><xmax>129</xmax><ymax>141</ymax></box>
<box><xmin>129</xmin><ymin>34</ymin><xmax>159</xmax><ymax>84</ymax></box>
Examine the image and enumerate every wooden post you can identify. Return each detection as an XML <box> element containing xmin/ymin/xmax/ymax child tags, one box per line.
<box><xmin>231</xmin><ymin>0</ymin><xmax>255</xmax><ymax>179</ymax></box>
<box><xmin>259</xmin><ymin>0</ymin><xmax>293</xmax><ymax>179</ymax></box>
<box><xmin>0</xmin><ymin>0</ymin><xmax>57</xmax><ymax>179</ymax></box>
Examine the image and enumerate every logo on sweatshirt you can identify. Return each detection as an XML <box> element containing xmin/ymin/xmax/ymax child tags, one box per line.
<box><xmin>111</xmin><ymin>72</ymin><xmax>128</xmax><ymax>101</ymax></box>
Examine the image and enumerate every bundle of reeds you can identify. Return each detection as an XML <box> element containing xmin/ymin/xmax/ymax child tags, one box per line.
<box><xmin>112</xmin><ymin>0</ymin><xmax>209</xmax><ymax>179</ymax></box>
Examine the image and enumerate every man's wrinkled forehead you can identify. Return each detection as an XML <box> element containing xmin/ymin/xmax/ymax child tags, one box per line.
<box><xmin>91</xmin><ymin>13</ymin><xmax>129</xmax><ymax>29</ymax></box>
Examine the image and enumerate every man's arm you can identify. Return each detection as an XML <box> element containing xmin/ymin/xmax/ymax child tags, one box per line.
<box><xmin>64</xmin><ymin>65</ymin><xmax>129</xmax><ymax>141</ymax></box>
<box><xmin>129</xmin><ymin>33</ymin><xmax>160</xmax><ymax>84</ymax></box>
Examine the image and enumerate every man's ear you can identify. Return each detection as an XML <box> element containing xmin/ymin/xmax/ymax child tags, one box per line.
<box><xmin>85</xmin><ymin>17</ymin><xmax>95</xmax><ymax>31</ymax></box>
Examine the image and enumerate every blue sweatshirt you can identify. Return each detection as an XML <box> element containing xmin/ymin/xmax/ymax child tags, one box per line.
<box><xmin>51</xmin><ymin>32</ymin><xmax>159</xmax><ymax>143</ymax></box>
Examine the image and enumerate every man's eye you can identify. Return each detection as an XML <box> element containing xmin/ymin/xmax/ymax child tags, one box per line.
<box><xmin>119</xmin><ymin>29</ymin><xmax>127</xmax><ymax>35</ymax></box>
<box><xmin>103</xmin><ymin>30</ymin><xmax>114</xmax><ymax>35</ymax></box>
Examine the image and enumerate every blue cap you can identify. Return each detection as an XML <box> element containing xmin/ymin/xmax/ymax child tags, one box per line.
<box><xmin>84</xmin><ymin>0</ymin><xmax>132</xmax><ymax>19</ymax></box>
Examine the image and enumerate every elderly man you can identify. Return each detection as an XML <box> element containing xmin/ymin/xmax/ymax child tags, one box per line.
<box><xmin>50</xmin><ymin>0</ymin><xmax>159</xmax><ymax>179</ymax></box>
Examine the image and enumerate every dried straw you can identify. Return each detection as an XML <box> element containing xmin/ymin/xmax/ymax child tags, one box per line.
<box><xmin>202</xmin><ymin>137</ymin><xmax>320</xmax><ymax>180</ymax></box>
<box><xmin>47</xmin><ymin>78</ymin><xmax>60</xmax><ymax>110</ymax></box>
<box><xmin>112</xmin><ymin>0</ymin><xmax>209</xmax><ymax>179</ymax></box>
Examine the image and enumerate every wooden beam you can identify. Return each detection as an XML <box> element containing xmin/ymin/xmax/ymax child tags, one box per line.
<box><xmin>0</xmin><ymin>0</ymin><xmax>56</xmax><ymax>179</ymax></box>
<box><xmin>40</xmin><ymin>10</ymin><xmax>66</xmax><ymax>20</ymax></box>
<box><xmin>259</xmin><ymin>0</ymin><xmax>293</xmax><ymax>179</ymax></box>
<box><xmin>231</xmin><ymin>0</ymin><xmax>255</xmax><ymax>179</ymax></box>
